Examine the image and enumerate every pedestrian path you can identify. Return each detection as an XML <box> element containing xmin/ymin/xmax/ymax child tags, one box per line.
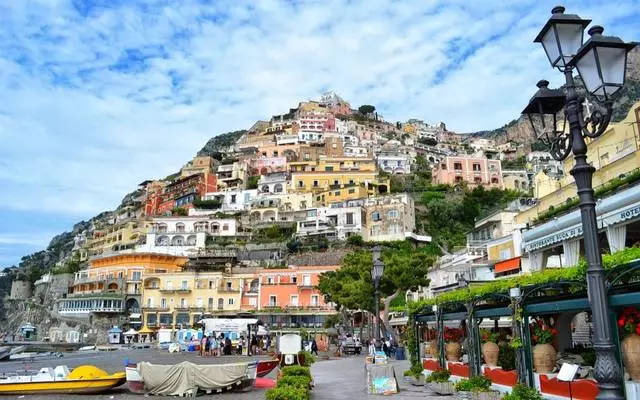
<box><xmin>310</xmin><ymin>356</ymin><xmax>451</xmax><ymax>399</ymax></box>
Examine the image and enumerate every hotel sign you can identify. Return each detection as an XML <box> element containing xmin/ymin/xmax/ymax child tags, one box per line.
<box><xmin>619</xmin><ymin>204</ymin><xmax>640</xmax><ymax>222</ymax></box>
<box><xmin>525</xmin><ymin>225</ymin><xmax>584</xmax><ymax>252</ymax></box>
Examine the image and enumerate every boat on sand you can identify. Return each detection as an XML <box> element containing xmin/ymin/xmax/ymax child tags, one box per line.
<box><xmin>126</xmin><ymin>361</ymin><xmax>257</xmax><ymax>396</ymax></box>
<box><xmin>0</xmin><ymin>365</ymin><xmax>125</xmax><ymax>395</ymax></box>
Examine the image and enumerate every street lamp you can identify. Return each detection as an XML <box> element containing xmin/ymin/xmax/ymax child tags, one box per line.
<box><xmin>524</xmin><ymin>6</ymin><xmax>637</xmax><ymax>400</ymax></box>
<box><xmin>371</xmin><ymin>247</ymin><xmax>385</xmax><ymax>350</ymax></box>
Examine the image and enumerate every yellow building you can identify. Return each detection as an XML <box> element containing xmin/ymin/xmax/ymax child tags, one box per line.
<box><xmin>180</xmin><ymin>156</ymin><xmax>216</xmax><ymax>178</ymax></box>
<box><xmin>313</xmin><ymin>185</ymin><xmax>370</xmax><ymax>207</ymax></box>
<box><xmin>531</xmin><ymin>170</ymin><xmax>562</xmax><ymax>199</ymax></box>
<box><xmin>84</xmin><ymin>221</ymin><xmax>146</xmax><ymax>257</ymax></box>
<box><xmin>291</xmin><ymin>170</ymin><xmax>389</xmax><ymax>196</ymax></box>
<box><xmin>141</xmin><ymin>271</ymin><xmax>255</xmax><ymax>328</ymax></box>
<box><xmin>516</xmin><ymin>101</ymin><xmax>640</xmax><ymax>225</ymax></box>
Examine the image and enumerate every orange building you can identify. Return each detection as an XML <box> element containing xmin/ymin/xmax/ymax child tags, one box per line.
<box><xmin>60</xmin><ymin>253</ymin><xmax>187</xmax><ymax>325</ymax></box>
<box><xmin>255</xmin><ymin>265</ymin><xmax>338</xmax><ymax>333</ymax></box>
<box><xmin>145</xmin><ymin>173</ymin><xmax>217</xmax><ymax>216</ymax></box>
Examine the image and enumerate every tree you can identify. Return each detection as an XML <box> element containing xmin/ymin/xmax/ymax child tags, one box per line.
<box><xmin>417</xmin><ymin>137</ymin><xmax>437</xmax><ymax>146</ymax></box>
<box><xmin>358</xmin><ymin>105</ymin><xmax>375</xmax><ymax>115</ymax></box>
<box><xmin>318</xmin><ymin>243</ymin><xmax>434</xmax><ymax>342</ymax></box>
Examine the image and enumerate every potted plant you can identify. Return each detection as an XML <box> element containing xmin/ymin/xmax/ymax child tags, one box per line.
<box><xmin>530</xmin><ymin>319</ymin><xmax>557</xmax><ymax>373</ymax></box>
<box><xmin>444</xmin><ymin>327</ymin><xmax>464</xmax><ymax>362</ymax></box>
<box><xmin>425</xmin><ymin>370</ymin><xmax>454</xmax><ymax>395</ymax></box>
<box><xmin>454</xmin><ymin>376</ymin><xmax>499</xmax><ymax>400</ymax></box>
<box><xmin>402</xmin><ymin>363</ymin><xmax>425</xmax><ymax>386</ymax></box>
<box><xmin>480</xmin><ymin>329</ymin><xmax>500</xmax><ymax>367</ymax></box>
<box><xmin>618</xmin><ymin>307</ymin><xmax>640</xmax><ymax>381</ymax></box>
<box><xmin>502</xmin><ymin>384</ymin><xmax>544</xmax><ymax>400</ymax></box>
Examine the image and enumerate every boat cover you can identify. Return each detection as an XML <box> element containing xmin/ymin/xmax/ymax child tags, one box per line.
<box><xmin>138</xmin><ymin>361</ymin><xmax>249</xmax><ymax>396</ymax></box>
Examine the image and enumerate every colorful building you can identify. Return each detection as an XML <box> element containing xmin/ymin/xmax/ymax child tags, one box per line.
<box><xmin>145</xmin><ymin>173</ymin><xmax>217</xmax><ymax>216</ymax></box>
<box><xmin>431</xmin><ymin>156</ymin><xmax>503</xmax><ymax>188</ymax></box>
<box><xmin>85</xmin><ymin>220</ymin><xmax>146</xmax><ymax>258</ymax></box>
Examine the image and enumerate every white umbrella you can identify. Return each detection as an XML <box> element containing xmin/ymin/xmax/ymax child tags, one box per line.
<box><xmin>124</xmin><ymin>328</ymin><xmax>139</xmax><ymax>336</ymax></box>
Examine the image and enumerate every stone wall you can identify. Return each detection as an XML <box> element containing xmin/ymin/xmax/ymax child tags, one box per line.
<box><xmin>10</xmin><ymin>280</ymin><xmax>32</xmax><ymax>300</ymax></box>
<box><xmin>288</xmin><ymin>250</ymin><xmax>347</xmax><ymax>266</ymax></box>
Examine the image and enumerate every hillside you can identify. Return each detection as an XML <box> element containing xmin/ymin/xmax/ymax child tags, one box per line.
<box><xmin>472</xmin><ymin>48</ymin><xmax>640</xmax><ymax>146</ymax></box>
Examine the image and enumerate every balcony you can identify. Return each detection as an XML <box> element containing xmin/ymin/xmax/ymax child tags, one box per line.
<box><xmin>159</xmin><ymin>287</ymin><xmax>192</xmax><ymax>293</ymax></box>
<box><xmin>218</xmin><ymin>287</ymin><xmax>240</xmax><ymax>293</ymax></box>
<box><xmin>189</xmin><ymin>306</ymin><xmax>205</xmax><ymax>312</ymax></box>
<box><xmin>175</xmin><ymin>306</ymin><xmax>190</xmax><ymax>312</ymax></box>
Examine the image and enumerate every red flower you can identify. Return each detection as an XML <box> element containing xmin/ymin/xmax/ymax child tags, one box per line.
<box><xmin>551</xmin><ymin>329</ymin><xmax>558</xmax><ymax>335</ymax></box>
<box><xmin>619</xmin><ymin>319</ymin><xmax>625</xmax><ymax>327</ymax></box>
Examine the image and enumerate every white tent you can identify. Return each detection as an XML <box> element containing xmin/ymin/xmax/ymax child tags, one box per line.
<box><xmin>124</xmin><ymin>328</ymin><xmax>139</xmax><ymax>336</ymax></box>
<box><xmin>198</xmin><ymin>318</ymin><xmax>261</xmax><ymax>335</ymax></box>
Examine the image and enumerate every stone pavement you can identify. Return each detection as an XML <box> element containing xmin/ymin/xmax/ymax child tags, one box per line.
<box><xmin>311</xmin><ymin>355</ymin><xmax>451</xmax><ymax>399</ymax></box>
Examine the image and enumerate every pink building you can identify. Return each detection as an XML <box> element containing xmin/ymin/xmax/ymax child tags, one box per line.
<box><xmin>249</xmin><ymin>156</ymin><xmax>288</xmax><ymax>175</ymax></box>
<box><xmin>432</xmin><ymin>156</ymin><xmax>503</xmax><ymax>188</ymax></box>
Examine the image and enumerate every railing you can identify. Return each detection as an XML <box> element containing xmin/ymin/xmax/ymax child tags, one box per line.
<box><xmin>218</xmin><ymin>287</ymin><xmax>240</xmax><ymax>293</ymax></box>
<box><xmin>175</xmin><ymin>306</ymin><xmax>190</xmax><ymax>312</ymax></box>
<box><xmin>189</xmin><ymin>306</ymin><xmax>205</xmax><ymax>312</ymax></box>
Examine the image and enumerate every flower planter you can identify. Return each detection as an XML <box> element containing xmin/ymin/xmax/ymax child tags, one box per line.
<box><xmin>428</xmin><ymin>341</ymin><xmax>439</xmax><ymax>358</ymax></box>
<box><xmin>481</xmin><ymin>342</ymin><xmax>499</xmax><ymax>367</ymax></box>
<box><xmin>428</xmin><ymin>381</ymin><xmax>455</xmax><ymax>395</ymax></box>
<box><xmin>455</xmin><ymin>390</ymin><xmax>502</xmax><ymax>400</ymax></box>
<box><xmin>446</xmin><ymin>342</ymin><xmax>462</xmax><ymax>362</ymax></box>
<box><xmin>622</xmin><ymin>333</ymin><xmax>640</xmax><ymax>381</ymax></box>
<box><xmin>533</xmin><ymin>343</ymin><xmax>556</xmax><ymax>373</ymax></box>
<box><xmin>411</xmin><ymin>375</ymin><xmax>425</xmax><ymax>386</ymax></box>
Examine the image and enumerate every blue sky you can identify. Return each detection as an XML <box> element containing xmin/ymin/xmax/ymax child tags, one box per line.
<box><xmin>0</xmin><ymin>0</ymin><xmax>639</xmax><ymax>268</ymax></box>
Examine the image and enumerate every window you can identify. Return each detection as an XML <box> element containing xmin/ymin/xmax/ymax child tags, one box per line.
<box><xmin>249</xmin><ymin>297</ymin><xmax>257</xmax><ymax>306</ymax></box>
<box><xmin>346</xmin><ymin>212</ymin><xmax>354</xmax><ymax>225</ymax></box>
<box><xmin>147</xmin><ymin>298</ymin><xmax>153</xmax><ymax>307</ymax></box>
<box><xmin>181</xmin><ymin>280</ymin><xmax>188</xmax><ymax>290</ymax></box>
<box><xmin>348</xmin><ymin>189</ymin><xmax>355</xmax><ymax>194</ymax></box>
<box><xmin>180</xmin><ymin>298</ymin><xmax>187</xmax><ymax>308</ymax></box>
<box><xmin>269</xmin><ymin>295</ymin><xmax>277</xmax><ymax>307</ymax></box>
<box><xmin>166</xmin><ymin>280</ymin><xmax>173</xmax><ymax>290</ymax></box>
<box><xmin>228</xmin><ymin>298</ymin><xmax>234</xmax><ymax>305</ymax></box>
<box><xmin>304</xmin><ymin>153</ymin><xmax>310</xmax><ymax>161</ymax></box>
<box><xmin>208</xmin><ymin>280</ymin><xmax>214</xmax><ymax>289</ymax></box>
<box><xmin>325</xmin><ymin>166</ymin><xmax>334</xmax><ymax>171</ymax></box>
<box><xmin>472</xmin><ymin>163</ymin><xmax>481</xmax><ymax>172</ymax></box>
<box><xmin>226</xmin><ymin>281</ymin><xmax>232</xmax><ymax>290</ymax></box>
<box><xmin>160</xmin><ymin>298</ymin><xmax>167</xmax><ymax>308</ymax></box>
<box><xmin>261</xmin><ymin>185</ymin><xmax>269</xmax><ymax>192</ymax></box>
<box><xmin>292</xmin><ymin>276</ymin><xmax>297</xmax><ymax>284</ymax></box>
<box><xmin>303</xmin><ymin>275</ymin><xmax>311</xmax><ymax>286</ymax></box>
<box><xmin>298</xmin><ymin>180</ymin><xmax>304</xmax><ymax>187</ymax></box>
<box><xmin>118</xmin><ymin>271</ymin><xmax>124</xmax><ymax>279</ymax></box>
<box><xmin>333</xmin><ymin>180</ymin><xmax>339</xmax><ymax>187</ymax></box>
<box><xmin>455</xmin><ymin>176</ymin><xmax>463</xmax><ymax>183</ymax></box>
<box><xmin>349</xmin><ymin>179</ymin><xmax>354</xmax><ymax>185</ymax></box>
<box><xmin>175</xmin><ymin>223</ymin><xmax>185</xmax><ymax>233</ymax></box>
<box><xmin>218</xmin><ymin>298</ymin><xmax>224</xmax><ymax>309</ymax></box>
<box><xmin>440</xmin><ymin>163</ymin><xmax>447</xmax><ymax>170</ymax></box>
<box><xmin>500</xmin><ymin>249</ymin><xmax>512</xmax><ymax>260</ymax></box>
<box><xmin>230</xmin><ymin>194</ymin><xmax>237</xmax><ymax>204</ymax></box>
<box><xmin>454</xmin><ymin>162</ymin><xmax>462</xmax><ymax>170</ymax></box>
<box><xmin>223</xmin><ymin>224</ymin><xmax>229</xmax><ymax>231</ymax></box>
<box><xmin>313</xmin><ymin>180</ymin><xmax>319</xmax><ymax>187</ymax></box>
<box><xmin>335</xmin><ymin>191</ymin><xmax>341</xmax><ymax>196</ymax></box>
<box><xmin>371</xmin><ymin>212</ymin><xmax>381</xmax><ymax>221</ymax></box>
<box><xmin>196</xmin><ymin>297</ymin><xmax>203</xmax><ymax>307</ymax></box>
<box><xmin>311</xmin><ymin>295</ymin><xmax>319</xmax><ymax>306</ymax></box>
<box><xmin>267</xmin><ymin>277</ymin><xmax>274</xmax><ymax>284</ymax></box>
<box><xmin>290</xmin><ymin>295</ymin><xmax>299</xmax><ymax>306</ymax></box>
<box><xmin>388</xmin><ymin>209</ymin><xmax>399</xmax><ymax>218</ymax></box>
<box><xmin>132</xmin><ymin>271</ymin><xmax>141</xmax><ymax>281</ymax></box>
<box><xmin>491</xmin><ymin>178</ymin><xmax>499</xmax><ymax>184</ymax></box>
<box><xmin>474</xmin><ymin>177</ymin><xmax>482</xmax><ymax>184</ymax></box>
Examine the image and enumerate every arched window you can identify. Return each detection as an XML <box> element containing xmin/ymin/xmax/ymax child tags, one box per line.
<box><xmin>261</xmin><ymin>185</ymin><xmax>270</xmax><ymax>193</ymax></box>
<box><xmin>387</xmin><ymin>210</ymin><xmax>399</xmax><ymax>218</ymax></box>
<box><xmin>371</xmin><ymin>212</ymin><xmax>381</xmax><ymax>222</ymax></box>
<box><xmin>217</xmin><ymin>298</ymin><xmax>224</xmax><ymax>310</ymax></box>
<box><xmin>157</xmin><ymin>223</ymin><xmax>168</xmax><ymax>233</ymax></box>
<box><xmin>274</xmin><ymin>183</ymin><xmax>283</xmax><ymax>193</ymax></box>
<box><xmin>171</xmin><ymin>235</ymin><xmax>185</xmax><ymax>246</ymax></box>
<box><xmin>175</xmin><ymin>223</ymin><xmax>185</xmax><ymax>233</ymax></box>
<box><xmin>156</xmin><ymin>235</ymin><xmax>170</xmax><ymax>246</ymax></box>
<box><xmin>186</xmin><ymin>235</ymin><xmax>197</xmax><ymax>246</ymax></box>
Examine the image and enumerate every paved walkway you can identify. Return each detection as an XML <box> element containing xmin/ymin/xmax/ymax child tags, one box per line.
<box><xmin>311</xmin><ymin>356</ymin><xmax>451</xmax><ymax>399</ymax></box>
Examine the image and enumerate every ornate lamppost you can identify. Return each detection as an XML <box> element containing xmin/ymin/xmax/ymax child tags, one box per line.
<box><xmin>371</xmin><ymin>246</ymin><xmax>385</xmax><ymax>350</ymax></box>
<box><xmin>522</xmin><ymin>6</ymin><xmax>637</xmax><ymax>399</ymax></box>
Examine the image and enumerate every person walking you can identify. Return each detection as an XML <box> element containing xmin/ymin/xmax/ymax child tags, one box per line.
<box><xmin>210</xmin><ymin>335</ymin><xmax>218</xmax><ymax>357</ymax></box>
<box><xmin>250</xmin><ymin>335</ymin><xmax>258</xmax><ymax>356</ymax></box>
<box><xmin>368</xmin><ymin>339</ymin><xmax>376</xmax><ymax>357</ymax></box>
<box><xmin>200</xmin><ymin>335</ymin><xmax>206</xmax><ymax>357</ymax></box>
<box><xmin>311</xmin><ymin>339</ymin><xmax>318</xmax><ymax>356</ymax></box>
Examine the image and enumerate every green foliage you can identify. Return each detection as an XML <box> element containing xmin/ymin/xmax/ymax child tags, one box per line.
<box><xmin>266</xmin><ymin>386</ymin><xmax>309</xmax><ymax>400</ymax></box>
<box><xmin>192</xmin><ymin>199</ymin><xmax>222</xmax><ymax>209</ymax></box>
<box><xmin>346</xmin><ymin>235</ymin><xmax>364</xmax><ymax>247</ymax></box>
<box><xmin>247</xmin><ymin>175</ymin><xmax>260</xmax><ymax>189</ymax></box>
<box><xmin>417</xmin><ymin>137</ymin><xmax>437</xmax><ymax>146</ymax></box>
<box><xmin>498</xmin><ymin>343</ymin><xmax>516</xmax><ymax>371</ymax></box>
<box><xmin>171</xmin><ymin>207</ymin><xmax>188</xmax><ymax>216</ymax></box>
<box><xmin>358</xmin><ymin>104</ymin><xmax>376</xmax><ymax>115</ymax></box>
<box><xmin>502</xmin><ymin>384</ymin><xmax>544</xmax><ymax>400</ymax></box>
<box><xmin>323</xmin><ymin>313</ymin><xmax>341</xmax><ymax>329</ymax></box>
<box><xmin>318</xmin><ymin>242</ymin><xmax>435</xmax><ymax>314</ymax></box>
<box><xmin>281</xmin><ymin>366</ymin><xmax>311</xmax><ymax>378</ymax></box>
<box><xmin>298</xmin><ymin>351</ymin><xmax>316</xmax><ymax>367</ymax></box>
<box><xmin>501</xmin><ymin>156</ymin><xmax>526</xmax><ymax>170</ymax></box>
<box><xmin>480</xmin><ymin>328</ymin><xmax>500</xmax><ymax>343</ymax></box>
<box><xmin>425</xmin><ymin>370</ymin><xmax>451</xmax><ymax>383</ymax></box>
<box><xmin>408</xmin><ymin>247</ymin><xmax>640</xmax><ymax>315</ymax></box>
<box><xmin>454</xmin><ymin>376</ymin><xmax>492</xmax><ymax>392</ymax></box>
<box><xmin>277</xmin><ymin>375</ymin><xmax>311</xmax><ymax>389</ymax></box>
<box><xmin>198</xmin><ymin>130</ymin><xmax>247</xmax><ymax>156</ymax></box>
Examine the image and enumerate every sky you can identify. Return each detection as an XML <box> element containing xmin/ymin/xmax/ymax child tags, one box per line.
<box><xmin>0</xmin><ymin>0</ymin><xmax>639</xmax><ymax>268</ymax></box>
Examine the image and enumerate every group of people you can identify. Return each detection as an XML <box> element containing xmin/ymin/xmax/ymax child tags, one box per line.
<box><xmin>199</xmin><ymin>333</ymin><xmax>272</xmax><ymax>356</ymax></box>
<box><xmin>367</xmin><ymin>338</ymin><xmax>395</xmax><ymax>358</ymax></box>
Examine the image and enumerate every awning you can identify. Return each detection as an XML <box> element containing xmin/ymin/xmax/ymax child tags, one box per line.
<box><xmin>390</xmin><ymin>317</ymin><xmax>408</xmax><ymax>326</ymax></box>
<box><xmin>138</xmin><ymin>326</ymin><xmax>155</xmax><ymax>334</ymax></box>
<box><xmin>124</xmin><ymin>328</ymin><xmax>138</xmax><ymax>336</ymax></box>
<box><xmin>129</xmin><ymin>313</ymin><xmax>141</xmax><ymax>319</ymax></box>
<box><xmin>494</xmin><ymin>257</ymin><xmax>521</xmax><ymax>274</ymax></box>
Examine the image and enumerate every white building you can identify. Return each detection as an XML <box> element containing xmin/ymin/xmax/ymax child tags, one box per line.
<box><xmin>201</xmin><ymin>189</ymin><xmax>258</xmax><ymax>212</ymax></box>
<box><xmin>258</xmin><ymin>173</ymin><xmax>289</xmax><ymax>194</ymax></box>
<box><xmin>377</xmin><ymin>151</ymin><xmax>411</xmax><ymax>174</ymax></box>
<box><xmin>527</xmin><ymin>151</ymin><xmax>564</xmax><ymax>175</ymax></box>
<box><xmin>427</xmin><ymin>249</ymin><xmax>493</xmax><ymax>298</ymax></box>
<box><xmin>296</xmin><ymin>206</ymin><xmax>363</xmax><ymax>240</ymax></box>
<box><xmin>344</xmin><ymin>145</ymin><xmax>369</xmax><ymax>158</ymax></box>
<box><xmin>139</xmin><ymin>216</ymin><xmax>238</xmax><ymax>256</ymax></box>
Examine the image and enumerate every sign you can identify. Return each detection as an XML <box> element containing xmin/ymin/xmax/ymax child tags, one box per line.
<box><xmin>525</xmin><ymin>226</ymin><xmax>583</xmax><ymax>252</ymax></box>
<box><xmin>557</xmin><ymin>363</ymin><xmax>580</xmax><ymax>382</ymax></box>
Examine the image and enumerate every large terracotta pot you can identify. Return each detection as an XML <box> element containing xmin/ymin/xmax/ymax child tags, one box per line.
<box><xmin>482</xmin><ymin>342</ymin><xmax>499</xmax><ymax>367</ymax></box>
<box><xmin>445</xmin><ymin>342</ymin><xmax>462</xmax><ymax>362</ymax></box>
<box><xmin>622</xmin><ymin>333</ymin><xmax>640</xmax><ymax>381</ymax></box>
<box><xmin>533</xmin><ymin>343</ymin><xmax>556</xmax><ymax>373</ymax></box>
<box><xmin>430</xmin><ymin>341</ymin><xmax>439</xmax><ymax>358</ymax></box>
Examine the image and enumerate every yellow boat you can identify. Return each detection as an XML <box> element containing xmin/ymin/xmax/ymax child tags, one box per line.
<box><xmin>0</xmin><ymin>365</ymin><xmax>126</xmax><ymax>395</ymax></box>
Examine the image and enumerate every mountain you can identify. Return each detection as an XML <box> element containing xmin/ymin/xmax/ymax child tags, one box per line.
<box><xmin>471</xmin><ymin>48</ymin><xmax>640</xmax><ymax>146</ymax></box>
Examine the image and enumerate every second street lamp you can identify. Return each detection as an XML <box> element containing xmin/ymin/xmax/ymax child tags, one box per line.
<box><xmin>371</xmin><ymin>246</ymin><xmax>384</xmax><ymax>350</ymax></box>
<box><xmin>525</xmin><ymin>6</ymin><xmax>637</xmax><ymax>400</ymax></box>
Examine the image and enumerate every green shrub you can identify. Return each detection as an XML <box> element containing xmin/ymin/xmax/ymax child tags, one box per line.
<box><xmin>502</xmin><ymin>384</ymin><xmax>544</xmax><ymax>400</ymax></box>
<box><xmin>266</xmin><ymin>386</ymin><xmax>309</xmax><ymax>400</ymax></box>
<box><xmin>425</xmin><ymin>370</ymin><xmax>450</xmax><ymax>383</ymax></box>
<box><xmin>281</xmin><ymin>365</ymin><xmax>311</xmax><ymax>378</ymax></box>
<box><xmin>454</xmin><ymin>376</ymin><xmax>491</xmax><ymax>392</ymax></box>
<box><xmin>498</xmin><ymin>343</ymin><xmax>516</xmax><ymax>371</ymax></box>
<box><xmin>298</xmin><ymin>351</ymin><xmax>316</xmax><ymax>367</ymax></box>
<box><xmin>277</xmin><ymin>375</ymin><xmax>311</xmax><ymax>389</ymax></box>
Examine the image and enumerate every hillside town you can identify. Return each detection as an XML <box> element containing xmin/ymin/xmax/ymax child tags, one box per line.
<box><xmin>4</xmin><ymin>91</ymin><xmax>640</xmax><ymax>355</ymax></box>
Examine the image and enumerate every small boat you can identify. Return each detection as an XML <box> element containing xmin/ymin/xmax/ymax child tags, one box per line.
<box><xmin>256</xmin><ymin>359</ymin><xmax>279</xmax><ymax>377</ymax></box>
<box><xmin>126</xmin><ymin>361</ymin><xmax>257</xmax><ymax>396</ymax></box>
<box><xmin>9</xmin><ymin>352</ymin><xmax>63</xmax><ymax>361</ymax></box>
<box><xmin>0</xmin><ymin>347</ymin><xmax>11</xmax><ymax>361</ymax></box>
<box><xmin>0</xmin><ymin>365</ymin><xmax>125</xmax><ymax>394</ymax></box>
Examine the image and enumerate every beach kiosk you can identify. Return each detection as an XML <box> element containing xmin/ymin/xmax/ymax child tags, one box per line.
<box><xmin>137</xmin><ymin>326</ymin><xmax>154</xmax><ymax>343</ymax></box>
<box><xmin>19</xmin><ymin>323</ymin><xmax>36</xmax><ymax>341</ymax></box>
<box><xmin>108</xmin><ymin>326</ymin><xmax>123</xmax><ymax>344</ymax></box>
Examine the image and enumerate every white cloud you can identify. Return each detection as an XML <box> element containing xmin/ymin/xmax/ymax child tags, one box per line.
<box><xmin>0</xmin><ymin>0</ymin><xmax>638</xmax><ymax>223</ymax></box>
